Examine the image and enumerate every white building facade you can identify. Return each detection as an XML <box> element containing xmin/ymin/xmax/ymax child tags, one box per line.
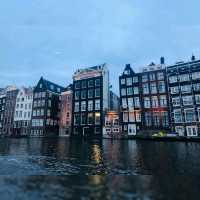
<box><xmin>13</xmin><ymin>87</ymin><xmax>33</xmax><ymax>136</ymax></box>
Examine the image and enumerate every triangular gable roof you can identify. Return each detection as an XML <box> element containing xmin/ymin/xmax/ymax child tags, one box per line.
<box><xmin>122</xmin><ymin>64</ymin><xmax>135</xmax><ymax>76</ymax></box>
<box><xmin>35</xmin><ymin>77</ymin><xmax>65</xmax><ymax>93</ymax></box>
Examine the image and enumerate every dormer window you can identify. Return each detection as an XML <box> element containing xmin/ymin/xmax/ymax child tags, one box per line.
<box><xmin>39</xmin><ymin>84</ymin><xmax>42</xmax><ymax>89</ymax></box>
<box><xmin>50</xmin><ymin>85</ymin><xmax>54</xmax><ymax>90</ymax></box>
<box><xmin>57</xmin><ymin>88</ymin><xmax>61</xmax><ymax>93</ymax></box>
<box><xmin>124</xmin><ymin>70</ymin><xmax>130</xmax><ymax>75</ymax></box>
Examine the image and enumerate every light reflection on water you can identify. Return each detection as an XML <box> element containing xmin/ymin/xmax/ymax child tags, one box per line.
<box><xmin>0</xmin><ymin>138</ymin><xmax>200</xmax><ymax>199</ymax></box>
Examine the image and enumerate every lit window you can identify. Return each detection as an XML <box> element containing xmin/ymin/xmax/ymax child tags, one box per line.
<box><xmin>95</xmin><ymin>112</ymin><xmax>101</xmax><ymax>125</ymax></box>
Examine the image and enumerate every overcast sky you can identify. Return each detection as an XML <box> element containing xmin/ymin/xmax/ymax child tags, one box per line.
<box><xmin>1</xmin><ymin>0</ymin><xmax>200</xmax><ymax>93</ymax></box>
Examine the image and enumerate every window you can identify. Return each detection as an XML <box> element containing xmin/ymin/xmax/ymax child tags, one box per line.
<box><xmin>82</xmin><ymin>80</ymin><xmax>87</xmax><ymax>88</ymax></box>
<box><xmin>143</xmin><ymin>84</ymin><xmax>149</xmax><ymax>94</ymax></box>
<box><xmin>160</xmin><ymin>95</ymin><xmax>167</xmax><ymax>107</ymax></box>
<box><xmin>40</xmin><ymin>109</ymin><xmax>44</xmax><ymax>116</ymax></box>
<box><xmin>81</xmin><ymin>101</ymin><xmax>86</xmax><ymax>111</ymax></box>
<box><xmin>181</xmin><ymin>85</ymin><xmax>191</xmax><ymax>93</ymax></box>
<box><xmin>47</xmin><ymin>109</ymin><xmax>51</xmax><ymax>117</ymax></box>
<box><xmin>88</xmin><ymin>100</ymin><xmax>93</xmax><ymax>111</ymax></box>
<box><xmin>169</xmin><ymin>76</ymin><xmax>178</xmax><ymax>83</ymax></box>
<box><xmin>42</xmin><ymin>92</ymin><xmax>46</xmax><ymax>98</ymax></box>
<box><xmin>81</xmin><ymin>113</ymin><xmax>87</xmax><ymax>125</ymax></box>
<box><xmin>88</xmin><ymin>80</ymin><xmax>94</xmax><ymax>87</ymax></box>
<box><xmin>75</xmin><ymin>91</ymin><xmax>80</xmax><ymax>100</ymax></box>
<box><xmin>57</xmin><ymin>88</ymin><xmax>61</xmax><ymax>93</ymax></box>
<box><xmin>74</xmin><ymin>114</ymin><xmax>80</xmax><ymax>125</ymax></box>
<box><xmin>75</xmin><ymin>82</ymin><xmax>80</xmax><ymax>89</ymax></box>
<box><xmin>88</xmin><ymin>89</ymin><xmax>93</xmax><ymax>98</ymax></box>
<box><xmin>186</xmin><ymin>126</ymin><xmax>198</xmax><ymax>137</ymax></box>
<box><xmin>95</xmin><ymin>88</ymin><xmax>100</xmax><ymax>97</ymax></box>
<box><xmin>158</xmin><ymin>81</ymin><xmax>166</xmax><ymax>93</ymax></box>
<box><xmin>136</xmin><ymin>111</ymin><xmax>141</xmax><ymax>122</ymax></box>
<box><xmin>95</xmin><ymin>112</ymin><xmax>101</xmax><ymax>125</ymax></box>
<box><xmin>50</xmin><ymin>85</ymin><xmax>54</xmax><ymax>90</ymax></box>
<box><xmin>153</xmin><ymin>112</ymin><xmax>160</xmax><ymax>126</ymax></box>
<box><xmin>145</xmin><ymin>112</ymin><xmax>152</xmax><ymax>126</ymax></box>
<box><xmin>128</xmin><ymin>124</ymin><xmax>136</xmax><ymax>136</ymax></box>
<box><xmin>175</xmin><ymin>126</ymin><xmax>185</xmax><ymax>136</ymax></box>
<box><xmin>127</xmin><ymin>87</ymin><xmax>133</xmax><ymax>95</ymax></box>
<box><xmin>193</xmin><ymin>83</ymin><xmax>200</xmax><ymax>92</ymax></box>
<box><xmin>171</xmin><ymin>86</ymin><xmax>179</xmax><ymax>94</ymax></box>
<box><xmin>149</xmin><ymin>73</ymin><xmax>156</xmax><ymax>81</ymax></box>
<box><xmin>95</xmin><ymin>127</ymin><xmax>101</xmax><ymax>134</ymax></box>
<box><xmin>48</xmin><ymin>100</ymin><xmax>51</xmax><ymax>107</ymax></box>
<box><xmin>123</xmin><ymin>112</ymin><xmax>128</xmax><ymax>122</ymax></box>
<box><xmin>195</xmin><ymin>95</ymin><xmax>200</xmax><ymax>104</ymax></box>
<box><xmin>121</xmin><ymin>88</ymin><xmax>126</xmax><ymax>96</ymax></box>
<box><xmin>172</xmin><ymin>97</ymin><xmax>181</xmax><ymax>107</ymax></box>
<box><xmin>152</xmin><ymin>96</ymin><xmax>158</xmax><ymax>108</ymax></box>
<box><xmin>174</xmin><ymin>110</ymin><xmax>182</xmax><ymax>123</ymax></box>
<box><xmin>88</xmin><ymin>113</ymin><xmax>93</xmax><ymax>125</ymax></box>
<box><xmin>134</xmin><ymin>97</ymin><xmax>140</xmax><ymax>108</ymax></box>
<box><xmin>183</xmin><ymin>96</ymin><xmax>193</xmax><ymax>105</ymax></box>
<box><xmin>122</xmin><ymin>98</ymin><xmax>127</xmax><ymax>108</ymax></box>
<box><xmin>185</xmin><ymin>109</ymin><xmax>195</xmax><ymax>122</ymax></box>
<box><xmin>81</xmin><ymin>90</ymin><xmax>86</xmax><ymax>99</ymax></box>
<box><xmin>129</xmin><ymin>112</ymin><xmax>135</xmax><ymax>122</ymax></box>
<box><xmin>133</xmin><ymin>76</ymin><xmax>138</xmax><ymax>83</ymax></box>
<box><xmin>191</xmin><ymin>72</ymin><xmax>200</xmax><ymax>80</ymax></box>
<box><xmin>144</xmin><ymin>97</ymin><xmax>151</xmax><ymax>108</ymax></box>
<box><xmin>142</xmin><ymin>74</ymin><xmax>148</xmax><ymax>82</ymax></box>
<box><xmin>128</xmin><ymin>98</ymin><xmax>134</xmax><ymax>109</ymax></box>
<box><xmin>121</xmin><ymin>78</ymin><xmax>125</xmax><ymax>85</ymax></box>
<box><xmin>95</xmin><ymin>100</ymin><xmax>100</xmax><ymax>110</ymax></box>
<box><xmin>133</xmin><ymin>87</ymin><xmax>139</xmax><ymax>95</ymax></box>
<box><xmin>95</xmin><ymin>79</ymin><xmax>101</xmax><ymax>86</ymax></box>
<box><xmin>157</xmin><ymin>72</ymin><xmax>164</xmax><ymax>80</ymax></box>
<box><xmin>179</xmin><ymin>74</ymin><xmax>190</xmax><ymax>82</ymax></box>
<box><xmin>198</xmin><ymin>108</ymin><xmax>200</xmax><ymax>121</ymax></box>
<box><xmin>150</xmin><ymin>83</ymin><xmax>157</xmax><ymax>94</ymax></box>
<box><xmin>161</xmin><ymin>111</ymin><xmax>169</xmax><ymax>127</ymax></box>
<box><xmin>126</xmin><ymin>78</ymin><xmax>132</xmax><ymax>86</ymax></box>
<box><xmin>75</xmin><ymin>102</ymin><xmax>79</xmax><ymax>112</ymax></box>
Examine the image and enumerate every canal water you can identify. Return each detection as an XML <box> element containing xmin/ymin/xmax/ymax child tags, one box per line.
<box><xmin>0</xmin><ymin>138</ymin><xmax>199</xmax><ymax>199</ymax></box>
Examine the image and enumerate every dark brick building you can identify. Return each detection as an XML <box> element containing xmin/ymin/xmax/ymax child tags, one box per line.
<box><xmin>30</xmin><ymin>77</ymin><xmax>64</xmax><ymax>137</ymax></box>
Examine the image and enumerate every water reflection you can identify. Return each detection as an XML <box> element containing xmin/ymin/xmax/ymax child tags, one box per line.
<box><xmin>0</xmin><ymin>138</ymin><xmax>200</xmax><ymax>199</ymax></box>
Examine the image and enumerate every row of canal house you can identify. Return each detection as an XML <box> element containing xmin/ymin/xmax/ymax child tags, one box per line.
<box><xmin>119</xmin><ymin>56</ymin><xmax>200</xmax><ymax>137</ymax></box>
<box><xmin>119</xmin><ymin>58</ymin><xmax>170</xmax><ymax>136</ymax></box>
<box><xmin>0</xmin><ymin>55</ymin><xmax>199</xmax><ymax>138</ymax></box>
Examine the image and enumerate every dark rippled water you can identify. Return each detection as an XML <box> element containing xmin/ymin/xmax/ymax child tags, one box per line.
<box><xmin>0</xmin><ymin>138</ymin><xmax>200</xmax><ymax>199</ymax></box>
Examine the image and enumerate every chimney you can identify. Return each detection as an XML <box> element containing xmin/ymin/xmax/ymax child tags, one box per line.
<box><xmin>160</xmin><ymin>57</ymin><xmax>165</xmax><ymax>65</ymax></box>
<box><xmin>191</xmin><ymin>54</ymin><xmax>195</xmax><ymax>61</ymax></box>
